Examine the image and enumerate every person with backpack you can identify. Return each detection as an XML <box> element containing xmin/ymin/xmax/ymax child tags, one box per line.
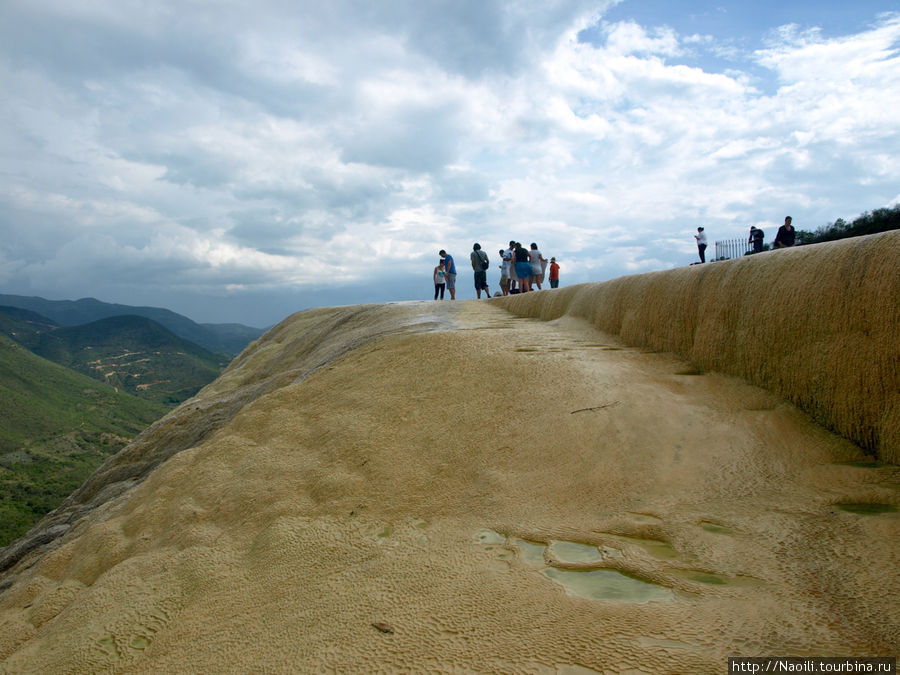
<box><xmin>470</xmin><ymin>243</ymin><xmax>491</xmax><ymax>299</ymax></box>
<box><xmin>749</xmin><ymin>226</ymin><xmax>765</xmax><ymax>253</ymax></box>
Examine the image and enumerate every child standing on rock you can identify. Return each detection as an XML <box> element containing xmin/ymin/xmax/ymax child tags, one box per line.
<box><xmin>433</xmin><ymin>260</ymin><xmax>447</xmax><ymax>300</ymax></box>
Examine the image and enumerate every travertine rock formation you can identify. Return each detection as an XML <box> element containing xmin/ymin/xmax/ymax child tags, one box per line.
<box><xmin>0</xmin><ymin>234</ymin><xmax>897</xmax><ymax>672</ymax></box>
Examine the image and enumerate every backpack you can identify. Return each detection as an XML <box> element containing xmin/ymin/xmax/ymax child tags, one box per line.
<box><xmin>478</xmin><ymin>250</ymin><xmax>489</xmax><ymax>270</ymax></box>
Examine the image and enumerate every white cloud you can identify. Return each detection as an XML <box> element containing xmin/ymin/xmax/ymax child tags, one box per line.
<box><xmin>1</xmin><ymin>1</ymin><xmax>898</xmax><ymax>324</ymax></box>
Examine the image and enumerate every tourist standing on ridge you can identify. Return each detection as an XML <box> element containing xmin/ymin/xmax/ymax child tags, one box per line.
<box><xmin>470</xmin><ymin>243</ymin><xmax>491</xmax><ymax>299</ymax></box>
<box><xmin>773</xmin><ymin>217</ymin><xmax>796</xmax><ymax>248</ymax></box>
<box><xmin>514</xmin><ymin>242</ymin><xmax>532</xmax><ymax>292</ymax></box>
<box><xmin>506</xmin><ymin>241</ymin><xmax>518</xmax><ymax>293</ymax></box>
<box><xmin>499</xmin><ymin>249</ymin><xmax>511</xmax><ymax>296</ymax></box>
<box><xmin>694</xmin><ymin>227</ymin><xmax>708</xmax><ymax>263</ymax></box>
<box><xmin>439</xmin><ymin>250</ymin><xmax>457</xmax><ymax>299</ymax></box>
<box><xmin>530</xmin><ymin>243</ymin><xmax>547</xmax><ymax>290</ymax></box>
<box><xmin>433</xmin><ymin>260</ymin><xmax>446</xmax><ymax>300</ymax></box>
<box><xmin>749</xmin><ymin>226</ymin><xmax>765</xmax><ymax>253</ymax></box>
<box><xmin>549</xmin><ymin>257</ymin><xmax>560</xmax><ymax>288</ymax></box>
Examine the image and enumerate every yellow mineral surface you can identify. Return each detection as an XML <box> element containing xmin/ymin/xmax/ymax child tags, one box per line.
<box><xmin>0</xmin><ymin>233</ymin><xmax>898</xmax><ymax>672</ymax></box>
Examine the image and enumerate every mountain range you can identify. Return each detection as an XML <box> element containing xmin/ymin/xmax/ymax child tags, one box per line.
<box><xmin>0</xmin><ymin>307</ymin><xmax>230</xmax><ymax>407</ymax></box>
<box><xmin>0</xmin><ymin>294</ymin><xmax>267</xmax><ymax>547</ymax></box>
<box><xmin>0</xmin><ymin>294</ymin><xmax>264</xmax><ymax>356</ymax></box>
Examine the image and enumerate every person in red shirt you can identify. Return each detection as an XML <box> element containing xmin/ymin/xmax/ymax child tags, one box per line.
<box><xmin>549</xmin><ymin>257</ymin><xmax>560</xmax><ymax>288</ymax></box>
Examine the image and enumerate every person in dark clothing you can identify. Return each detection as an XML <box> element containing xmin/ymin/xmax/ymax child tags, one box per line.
<box><xmin>513</xmin><ymin>242</ymin><xmax>532</xmax><ymax>292</ymax></box>
<box><xmin>749</xmin><ymin>226</ymin><xmax>765</xmax><ymax>253</ymax></box>
<box><xmin>773</xmin><ymin>216</ymin><xmax>795</xmax><ymax>248</ymax></box>
<box><xmin>470</xmin><ymin>243</ymin><xmax>491</xmax><ymax>299</ymax></box>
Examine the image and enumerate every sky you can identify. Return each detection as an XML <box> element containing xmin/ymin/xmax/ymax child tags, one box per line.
<box><xmin>2</xmin><ymin>1</ymin><xmax>898</xmax><ymax>328</ymax></box>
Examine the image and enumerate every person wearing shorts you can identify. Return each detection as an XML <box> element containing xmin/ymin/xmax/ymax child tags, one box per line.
<box><xmin>529</xmin><ymin>242</ymin><xmax>546</xmax><ymax>290</ymax></box>
<box><xmin>470</xmin><ymin>243</ymin><xmax>491</xmax><ymax>299</ymax></box>
<box><xmin>439</xmin><ymin>249</ymin><xmax>457</xmax><ymax>299</ymax></box>
<box><xmin>513</xmin><ymin>242</ymin><xmax>532</xmax><ymax>292</ymax></box>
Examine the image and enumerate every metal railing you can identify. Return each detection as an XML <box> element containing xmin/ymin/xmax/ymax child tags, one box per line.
<box><xmin>715</xmin><ymin>238</ymin><xmax>752</xmax><ymax>261</ymax></box>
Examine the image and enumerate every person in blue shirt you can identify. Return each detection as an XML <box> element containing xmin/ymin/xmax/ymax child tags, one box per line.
<box><xmin>439</xmin><ymin>250</ymin><xmax>457</xmax><ymax>300</ymax></box>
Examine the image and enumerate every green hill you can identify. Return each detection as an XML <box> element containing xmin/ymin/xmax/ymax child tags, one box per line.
<box><xmin>15</xmin><ymin>314</ymin><xmax>231</xmax><ymax>408</ymax></box>
<box><xmin>0</xmin><ymin>306</ymin><xmax>58</xmax><ymax>339</ymax></box>
<box><xmin>0</xmin><ymin>334</ymin><xmax>168</xmax><ymax>546</ymax></box>
<box><xmin>0</xmin><ymin>294</ymin><xmax>264</xmax><ymax>356</ymax></box>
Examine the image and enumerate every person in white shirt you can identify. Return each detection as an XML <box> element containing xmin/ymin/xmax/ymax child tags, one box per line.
<box><xmin>499</xmin><ymin>249</ymin><xmax>511</xmax><ymax>295</ymax></box>
<box><xmin>505</xmin><ymin>241</ymin><xmax>517</xmax><ymax>293</ymax></box>
<box><xmin>433</xmin><ymin>260</ymin><xmax>446</xmax><ymax>300</ymax></box>
<box><xmin>694</xmin><ymin>227</ymin><xmax>708</xmax><ymax>263</ymax></box>
<box><xmin>529</xmin><ymin>243</ymin><xmax>547</xmax><ymax>289</ymax></box>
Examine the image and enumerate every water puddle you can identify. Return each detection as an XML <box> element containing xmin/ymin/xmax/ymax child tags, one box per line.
<box><xmin>613</xmin><ymin>535</ymin><xmax>679</xmax><ymax>559</ymax></box>
<box><xmin>513</xmin><ymin>539</ymin><xmax>547</xmax><ymax>567</ymax></box>
<box><xmin>835</xmin><ymin>503</ymin><xmax>898</xmax><ymax>515</ymax></box>
<box><xmin>699</xmin><ymin>521</ymin><xmax>734</xmax><ymax>535</ymax></box>
<box><xmin>543</xmin><ymin>568</ymin><xmax>674</xmax><ymax>603</ymax></box>
<box><xmin>130</xmin><ymin>636</ymin><xmax>149</xmax><ymax>650</ymax></box>
<box><xmin>509</xmin><ymin>538</ymin><xmax>674</xmax><ymax>603</ymax></box>
<box><xmin>549</xmin><ymin>541</ymin><xmax>603</xmax><ymax>564</ymax></box>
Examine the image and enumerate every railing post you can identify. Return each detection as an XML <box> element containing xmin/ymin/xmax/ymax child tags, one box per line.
<box><xmin>713</xmin><ymin>238</ymin><xmax>754</xmax><ymax>261</ymax></box>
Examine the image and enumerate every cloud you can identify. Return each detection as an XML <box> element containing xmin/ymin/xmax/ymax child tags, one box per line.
<box><xmin>1</xmin><ymin>1</ymin><xmax>898</xmax><ymax>324</ymax></box>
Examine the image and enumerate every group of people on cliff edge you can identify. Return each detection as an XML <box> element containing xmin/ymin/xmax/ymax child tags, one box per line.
<box><xmin>694</xmin><ymin>216</ymin><xmax>797</xmax><ymax>264</ymax></box>
<box><xmin>433</xmin><ymin>243</ymin><xmax>560</xmax><ymax>301</ymax></box>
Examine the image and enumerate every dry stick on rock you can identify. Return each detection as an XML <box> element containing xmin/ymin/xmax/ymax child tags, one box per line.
<box><xmin>571</xmin><ymin>402</ymin><xmax>620</xmax><ymax>414</ymax></box>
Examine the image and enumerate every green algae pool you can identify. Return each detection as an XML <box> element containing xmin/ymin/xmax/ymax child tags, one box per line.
<box><xmin>835</xmin><ymin>503</ymin><xmax>898</xmax><ymax>515</ymax></box>
<box><xmin>543</xmin><ymin>568</ymin><xmax>674</xmax><ymax>603</ymax></box>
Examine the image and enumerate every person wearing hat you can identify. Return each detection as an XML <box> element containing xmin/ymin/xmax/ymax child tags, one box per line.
<box><xmin>549</xmin><ymin>257</ymin><xmax>560</xmax><ymax>288</ymax></box>
<box><xmin>694</xmin><ymin>227</ymin><xmax>708</xmax><ymax>263</ymax></box>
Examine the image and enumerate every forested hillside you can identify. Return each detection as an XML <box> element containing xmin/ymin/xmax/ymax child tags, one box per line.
<box><xmin>0</xmin><ymin>308</ymin><xmax>230</xmax><ymax>407</ymax></box>
<box><xmin>0</xmin><ymin>295</ymin><xmax>263</xmax><ymax>356</ymax></box>
<box><xmin>0</xmin><ymin>334</ymin><xmax>167</xmax><ymax>546</ymax></box>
